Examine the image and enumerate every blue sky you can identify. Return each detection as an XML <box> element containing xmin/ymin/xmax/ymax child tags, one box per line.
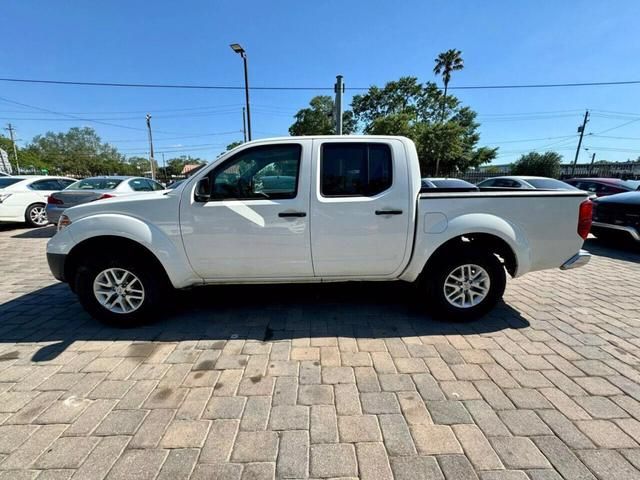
<box><xmin>2</xmin><ymin>0</ymin><xmax>640</xmax><ymax>165</ymax></box>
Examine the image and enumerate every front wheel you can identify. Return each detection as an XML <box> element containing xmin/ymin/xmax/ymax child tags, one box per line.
<box><xmin>75</xmin><ymin>254</ymin><xmax>167</xmax><ymax>327</ymax></box>
<box><xmin>423</xmin><ymin>248</ymin><xmax>506</xmax><ymax>322</ymax></box>
<box><xmin>25</xmin><ymin>203</ymin><xmax>49</xmax><ymax>227</ymax></box>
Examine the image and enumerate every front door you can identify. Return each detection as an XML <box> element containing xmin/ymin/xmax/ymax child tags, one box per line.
<box><xmin>309</xmin><ymin>139</ymin><xmax>411</xmax><ymax>277</ymax></box>
<box><xmin>180</xmin><ymin>140</ymin><xmax>313</xmax><ymax>280</ymax></box>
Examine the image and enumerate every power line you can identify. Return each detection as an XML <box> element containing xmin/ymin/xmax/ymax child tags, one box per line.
<box><xmin>2</xmin><ymin>76</ymin><xmax>640</xmax><ymax>91</ymax></box>
<box><xmin>0</xmin><ymin>96</ymin><xmax>162</xmax><ymax>133</ymax></box>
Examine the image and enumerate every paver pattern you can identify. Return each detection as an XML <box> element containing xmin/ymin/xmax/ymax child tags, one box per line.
<box><xmin>1</xmin><ymin>224</ymin><xmax>640</xmax><ymax>479</ymax></box>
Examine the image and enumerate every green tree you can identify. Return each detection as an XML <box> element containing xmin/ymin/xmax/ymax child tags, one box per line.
<box><xmin>28</xmin><ymin>127</ymin><xmax>125</xmax><ymax>175</ymax></box>
<box><xmin>511</xmin><ymin>151</ymin><xmax>562</xmax><ymax>177</ymax></box>
<box><xmin>433</xmin><ymin>49</ymin><xmax>464</xmax><ymax>121</ymax></box>
<box><xmin>226</xmin><ymin>141</ymin><xmax>243</xmax><ymax>151</ymax></box>
<box><xmin>0</xmin><ymin>136</ymin><xmax>47</xmax><ymax>173</ymax></box>
<box><xmin>165</xmin><ymin>155</ymin><xmax>206</xmax><ymax>177</ymax></box>
<box><xmin>351</xmin><ymin>77</ymin><xmax>496</xmax><ymax>174</ymax></box>
<box><xmin>289</xmin><ymin>96</ymin><xmax>355</xmax><ymax>136</ymax></box>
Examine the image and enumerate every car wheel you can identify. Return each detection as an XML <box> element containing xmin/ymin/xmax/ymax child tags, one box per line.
<box><xmin>75</xmin><ymin>254</ymin><xmax>167</xmax><ymax>327</ymax></box>
<box><xmin>424</xmin><ymin>247</ymin><xmax>506</xmax><ymax>322</ymax></box>
<box><xmin>25</xmin><ymin>203</ymin><xmax>49</xmax><ymax>227</ymax></box>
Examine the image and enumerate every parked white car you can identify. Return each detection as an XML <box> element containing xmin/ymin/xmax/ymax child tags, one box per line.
<box><xmin>46</xmin><ymin>176</ymin><xmax>166</xmax><ymax>226</ymax></box>
<box><xmin>0</xmin><ymin>176</ymin><xmax>76</xmax><ymax>227</ymax></box>
<box><xmin>47</xmin><ymin>136</ymin><xmax>592</xmax><ymax>327</ymax></box>
<box><xmin>477</xmin><ymin>176</ymin><xmax>579</xmax><ymax>190</ymax></box>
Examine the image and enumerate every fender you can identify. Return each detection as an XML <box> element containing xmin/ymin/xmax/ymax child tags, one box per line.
<box><xmin>400</xmin><ymin>212</ymin><xmax>530</xmax><ymax>282</ymax></box>
<box><xmin>55</xmin><ymin>213</ymin><xmax>202</xmax><ymax>289</ymax></box>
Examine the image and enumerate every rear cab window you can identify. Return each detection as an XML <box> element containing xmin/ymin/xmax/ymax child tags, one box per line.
<box><xmin>320</xmin><ymin>143</ymin><xmax>392</xmax><ymax>197</ymax></box>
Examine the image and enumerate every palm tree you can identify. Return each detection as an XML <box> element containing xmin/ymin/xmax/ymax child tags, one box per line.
<box><xmin>433</xmin><ymin>49</ymin><xmax>464</xmax><ymax>122</ymax></box>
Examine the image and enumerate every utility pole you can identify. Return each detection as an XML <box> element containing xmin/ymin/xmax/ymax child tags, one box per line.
<box><xmin>571</xmin><ymin>110</ymin><xmax>589</xmax><ymax>176</ymax></box>
<box><xmin>334</xmin><ymin>75</ymin><xmax>344</xmax><ymax>135</ymax></box>
<box><xmin>242</xmin><ymin>107</ymin><xmax>247</xmax><ymax>142</ymax></box>
<box><xmin>589</xmin><ymin>151</ymin><xmax>596</xmax><ymax>175</ymax></box>
<box><xmin>145</xmin><ymin>114</ymin><xmax>156</xmax><ymax>180</ymax></box>
<box><xmin>5</xmin><ymin>123</ymin><xmax>20</xmax><ymax>174</ymax></box>
<box><xmin>161</xmin><ymin>153</ymin><xmax>166</xmax><ymax>183</ymax></box>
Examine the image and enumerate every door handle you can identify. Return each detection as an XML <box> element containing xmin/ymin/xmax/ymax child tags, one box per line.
<box><xmin>375</xmin><ymin>210</ymin><xmax>403</xmax><ymax>215</ymax></box>
<box><xmin>278</xmin><ymin>212</ymin><xmax>307</xmax><ymax>218</ymax></box>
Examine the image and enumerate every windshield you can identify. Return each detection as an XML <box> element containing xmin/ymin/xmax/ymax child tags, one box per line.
<box><xmin>66</xmin><ymin>178</ymin><xmax>124</xmax><ymax>190</ymax></box>
<box><xmin>527</xmin><ymin>178</ymin><xmax>578</xmax><ymax>190</ymax></box>
<box><xmin>430</xmin><ymin>179</ymin><xmax>475</xmax><ymax>188</ymax></box>
<box><xmin>0</xmin><ymin>178</ymin><xmax>22</xmax><ymax>188</ymax></box>
<box><xmin>623</xmin><ymin>180</ymin><xmax>640</xmax><ymax>190</ymax></box>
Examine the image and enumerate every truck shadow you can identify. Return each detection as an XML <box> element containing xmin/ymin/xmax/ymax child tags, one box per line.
<box><xmin>1</xmin><ymin>282</ymin><xmax>529</xmax><ymax>363</ymax></box>
<box><xmin>584</xmin><ymin>238</ymin><xmax>640</xmax><ymax>263</ymax></box>
<box><xmin>10</xmin><ymin>225</ymin><xmax>56</xmax><ymax>239</ymax></box>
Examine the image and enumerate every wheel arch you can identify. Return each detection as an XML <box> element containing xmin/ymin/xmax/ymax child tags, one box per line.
<box><xmin>24</xmin><ymin>201</ymin><xmax>47</xmax><ymax>225</ymax></box>
<box><xmin>64</xmin><ymin>235</ymin><xmax>171</xmax><ymax>291</ymax></box>
<box><xmin>420</xmin><ymin>232</ymin><xmax>518</xmax><ymax>280</ymax></box>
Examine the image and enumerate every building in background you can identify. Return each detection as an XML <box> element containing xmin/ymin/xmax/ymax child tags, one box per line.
<box><xmin>0</xmin><ymin>149</ymin><xmax>13</xmax><ymax>175</ymax></box>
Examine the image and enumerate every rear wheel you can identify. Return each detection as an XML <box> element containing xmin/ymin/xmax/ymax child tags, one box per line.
<box><xmin>423</xmin><ymin>248</ymin><xmax>506</xmax><ymax>322</ymax></box>
<box><xmin>75</xmin><ymin>254</ymin><xmax>167</xmax><ymax>327</ymax></box>
<box><xmin>25</xmin><ymin>203</ymin><xmax>48</xmax><ymax>227</ymax></box>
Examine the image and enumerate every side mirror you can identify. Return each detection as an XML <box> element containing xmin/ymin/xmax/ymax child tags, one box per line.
<box><xmin>194</xmin><ymin>177</ymin><xmax>210</xmax><ymax>202</ymax></box>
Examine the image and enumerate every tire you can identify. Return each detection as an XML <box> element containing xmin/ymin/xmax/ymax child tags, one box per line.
<box><xmin>25</xmin><ymin>203</ymin><xmax>49</xmax><ymax>227</ymax></box>
<box><xmin>75</xmin><ymin>253</ymin><xmax>167</xmax><ymax>327</ymax></box>
<box><xmin>423</xmin><ymin>247</ymin><xmax>506</xmax><ymax>322</ymax></box>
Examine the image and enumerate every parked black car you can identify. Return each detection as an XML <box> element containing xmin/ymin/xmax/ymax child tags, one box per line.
<box><xmin>591</xmin><ymin>191</ymin><xmax>640</xmax><ymax>242</ymax></box>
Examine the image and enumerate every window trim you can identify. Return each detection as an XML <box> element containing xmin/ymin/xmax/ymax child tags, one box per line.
<box><xmin>319</xmin><ymin>142</ymin><xmax>394</xmax><ymax>198</ymax></box>
<box><xmin>204</xmin><ymin>143</ymin><xmax>303</xmax><ymax>202</ymax></box>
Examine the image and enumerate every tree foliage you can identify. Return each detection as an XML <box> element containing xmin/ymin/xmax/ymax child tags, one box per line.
<box><xmin>351</xmin><ymin>77</ymin><xmax>496</xmax><ymax>174</ymax></box>
<box><xmin>164</xmin><ymin>155</ymin><xmax>206</xmax><ymax>176</ymax></box>
<box><xmin>511</xmin><ymin>151</ymin><xmax>562</xmax><ymax>177</ymax></box>
<box><xmin>289</xmin><ymin>96</ymin><xmax>355</xmax><ymax>136</ymax></box>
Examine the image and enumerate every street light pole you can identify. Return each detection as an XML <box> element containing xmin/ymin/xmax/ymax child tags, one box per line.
<box><xmin>230</xmin><ymin>43</ymin><xmax>252</xmax><ymax>141</ymax></box>
<box><xmin>146</xmin><ymin>114</ymin><xmax>156</xmax><ymax>180</ymax></box>
<box><xmin>242</xmin><ymin>107</ymin><xmax>247</xmax><ymax>142</ymax></box>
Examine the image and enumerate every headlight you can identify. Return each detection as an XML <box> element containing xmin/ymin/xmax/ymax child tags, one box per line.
<box><xmin>57</xmin><ymin>214</ymin><xmax>72</xmax><ymax>232</ymax></box>
<box><xmin>0</xmin><ymin>193</ymin><xmax>11</xmax><ymax>203</ymax></box>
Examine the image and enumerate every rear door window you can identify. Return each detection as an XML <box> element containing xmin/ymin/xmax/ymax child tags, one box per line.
<box><xmin>0</xmin><ymin>178</ymin><xmax>21</xmax><ymax>188</ymax></box>
<box><xmin>29</xmin><ymin>179</ymin><xmax>65</xmax><ymax>191</ymax></box>
<box><xmin>321</xmin><ymin>143</ymin><xmax>392</xmax><ymax>197</ymax></box>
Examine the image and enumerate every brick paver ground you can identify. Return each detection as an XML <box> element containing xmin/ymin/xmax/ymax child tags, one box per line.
<box><xmin>1</xmin><ymin>223</ymin><xmax>640</xmax><ymax>479</ymax></box>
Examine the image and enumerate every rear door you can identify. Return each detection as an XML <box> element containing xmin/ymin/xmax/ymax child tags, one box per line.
<box><xmin>310</xmin><ymin>139</ymin><xmax>411</xmax><ymax>277</ymax></box>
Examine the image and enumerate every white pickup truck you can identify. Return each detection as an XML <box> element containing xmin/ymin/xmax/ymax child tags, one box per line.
<box><xmin>46</xmin><ymin>136</ymin><xmax>592</xmax><ymax>327</ymax></box>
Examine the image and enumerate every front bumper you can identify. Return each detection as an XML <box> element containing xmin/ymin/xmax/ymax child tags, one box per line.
<box><xmin>47</xmin><ymin>253</ymin><xmax>67</xmax><ymax>282</ymax></box>
<box><xmin>560</xmin><ymin>249</ymin><xmax>591</xmax><ymax>270</ymax></box>
<box><xmin>591</xmin><ymin>221</ymin><xmax>640</xmax><ymax>242</ymax></box>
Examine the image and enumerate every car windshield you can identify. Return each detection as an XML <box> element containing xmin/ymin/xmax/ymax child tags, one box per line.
<box><xmin>623</xmin><ymin>180</ymin><xmax>640</xmax><ymax>190</ymax></box>
<box><xmin>0</xmin><ymin>178</ymin><xmax>22</xmax><ymax>188</ymax></box>
<box><xmin>66</xmin><ymin>178</ymin><xmax>124</xmax><ymax>190</ymax></box>
<box><xmin>527</xmin><ymin>178</ymin><xmax>578</xmax><ymax>190</ymax></box>
<box><xmin>429</xmin><ymin>179</ymin><xmax>475</xmax><ymax>188</ymax></box>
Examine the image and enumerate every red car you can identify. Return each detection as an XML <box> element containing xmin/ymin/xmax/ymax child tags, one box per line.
<box><xmin>565</xmin><ymin>178</ymin><xmax>640</xmax><ymax>197</ymax></box>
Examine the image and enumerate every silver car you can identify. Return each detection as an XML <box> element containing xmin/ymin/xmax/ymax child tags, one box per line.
<box><xmin>477</xmin><ymin>176</ymin><xmax>579</xmax><ymax>190</ymax></box>
<box><xmin>46</xmin><ymin>176</ymin><xmax>165</xmax><ymax>225</ymax></box>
